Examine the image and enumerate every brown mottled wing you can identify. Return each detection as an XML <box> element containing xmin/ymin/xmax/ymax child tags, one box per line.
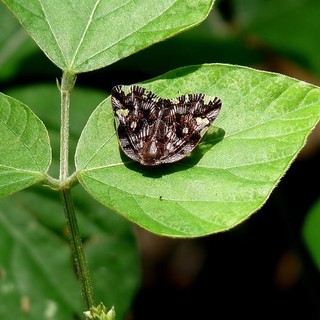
<box><xmin>158</xmin><ymin>93</ymin><xmax>222</xmax><ymax>164</ymax></box>
<box><xmin>111</xmin><ymin>85</ymin><xmax>161</xmax><ymax>163</ymax></box>
<box><xmin>111</xmin><ymin>85</ymin><xmax>222</xmax><ymax>166</ymax></box>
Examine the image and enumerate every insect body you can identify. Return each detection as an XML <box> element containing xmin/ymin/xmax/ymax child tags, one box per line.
<box><xmin>111</xmin><ymin>85</ymin><xmax>222</xmax><ymax>166</ymax></box>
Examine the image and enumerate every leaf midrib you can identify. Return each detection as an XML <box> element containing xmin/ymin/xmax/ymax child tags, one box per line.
<box><xmin>69</xmin><ymin>0</ymin><xmax>102</xmax><ymax>68</ymax></box>
<box><xmin>74</xmin><ymin>0</ymin><xmax>176</xmax><ymax>69</ymax></box>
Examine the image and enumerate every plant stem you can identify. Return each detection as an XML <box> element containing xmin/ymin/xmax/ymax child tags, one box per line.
<box><xmin>59</xmin><ymin>71</ymin><xmax>76</xmax><ymax>181</ymax></box>
<box><xmin>59</xmin><ymin>71</ymin><xmax>95</xmax><ymax>311</ymax></box>
<box><xmin>60</xmin><ymin>188</ymin><xmax>95</xmax><ymax>310</ymax></box>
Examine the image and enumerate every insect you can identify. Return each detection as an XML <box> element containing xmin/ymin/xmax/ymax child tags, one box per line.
<box><xmin>111</xmin><ymin>85</ymin><xmax>222</xmax><ymax>166</ymax></box>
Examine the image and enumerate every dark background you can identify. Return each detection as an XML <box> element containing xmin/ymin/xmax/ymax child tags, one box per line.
<box><xmin>1</xmin><ymin>0</ymin><xmax>320</xmax><ymax>319</ymax></box>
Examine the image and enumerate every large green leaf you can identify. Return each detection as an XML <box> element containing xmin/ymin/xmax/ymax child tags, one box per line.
<box><xmin>0</xmin><ymin>93</ymin><xmax>51</xmax><ymax>198</ymax></box>
<box><xmin>0</xmin><ymin>186</ymin><xmax>139</xmax><ymax>320</ymax></box>
<box><xmin>75</xmin><ymin>64</ymin><xmax>320</xmax><ymax>237</ymax></box>
<box><xmin>2</xmin><ymin>0</ymin><xmax>214</xmax><ymax>73</ymax></box>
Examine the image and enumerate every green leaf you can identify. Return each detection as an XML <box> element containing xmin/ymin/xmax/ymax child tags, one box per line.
<box><xmin>0</xmin><ymin>186</ymin><xmax>140</xmax><ymax>320</ymax></box>
<box><xmin>76</xmin><ymin>64</ymin><xmax>320</xmax><ymax>237</ymax></box>
<box><xmin>2</xmin><ymin>0</ymin><xmax>214</xmax><ymax>73</ymax></box>
<box><xmin>0</xmin><ymin>93</ymin><xmax>51</xmax><ymax>198</ymax></box>
<box><xmin>0</xmin><ymin>191</ymin><xmax>82</xmax><ymax>319</ymax></box>
<box><xmin>302</xmin><ymin>198</ymin><xmax>320</xmax><ymax>271</ymax></box>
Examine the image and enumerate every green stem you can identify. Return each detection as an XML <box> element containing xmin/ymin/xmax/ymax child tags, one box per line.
<box><xmin>60</xmin><ymin>188</ymin><xmax>95</xmax><ymax>310</ymax></box>
<box><xmin>59</xmin><ymin>71</ymin><xmax>76</xmax><ymax>180</ymax></box>
<box><xmin>58</xmin><ymin>71</ymin><xmax>95</xmax><ymax>311</ymax></box>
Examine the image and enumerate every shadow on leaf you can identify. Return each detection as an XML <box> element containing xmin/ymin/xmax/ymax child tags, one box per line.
<box><xmin>121</xmin><ymin>127</ymin><xmax>225</xmax><ymax>177</ymax></box>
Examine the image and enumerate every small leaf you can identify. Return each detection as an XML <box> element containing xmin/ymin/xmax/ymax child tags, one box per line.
<box><xmin>302</xmin><ymin>198</ymin><xmax>320</xmax><ymax>271</ymax></box>
<box><xmin>2</xmin><ymin>0</ymin><xmax>214</xmax><ymax>73</ymax></box>
<box><xmin>84</xmin><ymin>303</ymin><xmax>116</xmax><ymax>320</ymax></box>
<box><xmin>76</xmin><ymin>64</ymin><xmax>320</xmax><ymax>237</ymax></box>
<box><xmin>0</xmin><ymin>93</ymin><xmax>51</xmax><ymax>198</ymax></box>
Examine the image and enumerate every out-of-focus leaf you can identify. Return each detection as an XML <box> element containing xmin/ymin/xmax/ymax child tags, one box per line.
<box><xmin>0</xmin><ymin>186</ymin><xmax>140</xmax><ymax>320</ymax></box>
<box><xmin>235</xmin><ymin>0</ymin><xmax>320</xmax><ymax>76</ymax></box>
<box><xmin>0</xmin><ymin>2</ymin><xmax>38</xmax><ymax>81</ymax></box>
<box><xmin>302</xmin><ymin>198</ymin><xmax>320</xmax><ymax>270</ymax></box>
<box><xmin>0</xmin><ymin>191</ymin><xmax>82</xmax><ymax>319</ymax></box>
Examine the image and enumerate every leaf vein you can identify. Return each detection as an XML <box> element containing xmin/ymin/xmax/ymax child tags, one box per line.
<box><xmin>37</xmin><ymin>0</ymin><xmax>67</xmax><ymax>67</ymax></box>
<box><xmin>75</xmin><ymin>1</ymin><xmax>175</xmax><ymax>69</ymax></box>
<box><xmin>0</xmin><ymin>108</ymin><xmax>44</xmax><ymax>171</ymax></box>
<box><xmin>70</xmin><ymin>0</ymin><xmax>102</xmax><ymax>68</ymax></box>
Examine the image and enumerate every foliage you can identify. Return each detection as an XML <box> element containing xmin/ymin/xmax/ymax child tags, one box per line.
<box><xmin>1</xmin><ymin>0</ymin><xmax>320</xmax><ymax>319</ymax></box>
